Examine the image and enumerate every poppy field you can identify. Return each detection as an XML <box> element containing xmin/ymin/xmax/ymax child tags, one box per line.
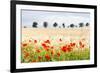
<box><xmin>21</xmin><ymin>28</ymin><xmax>90</xmax><ymax>63</ymax></box>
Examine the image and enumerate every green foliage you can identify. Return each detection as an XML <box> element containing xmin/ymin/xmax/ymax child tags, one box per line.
<box><xmin>21</xmin><ymin>45</ymin><xmax>90</xmax><ymax>63</ymax></box>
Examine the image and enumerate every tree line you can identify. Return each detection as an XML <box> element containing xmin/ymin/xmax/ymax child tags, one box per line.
<box><xmin>23</xmin><ymin>22</ymin><xmax>90</xmax><ymax>28</ymax></box>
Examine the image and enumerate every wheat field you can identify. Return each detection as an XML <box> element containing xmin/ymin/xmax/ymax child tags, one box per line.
<box><xmin>21</xmin><ymin>27</ymin><xmax>90</xmax><ymax>63</ymax></box>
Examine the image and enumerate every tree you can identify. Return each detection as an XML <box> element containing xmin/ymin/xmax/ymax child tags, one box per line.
<box><xmin>32</xmin><ymin>22</ymin><xmax>38</xmax><ymax>28</ymax></box>
<box><xmin>70</xmin><ymin>24</ymin><xmax>75</xmax><ymax>28</ymax></box>
<box><xmin>86</xmin><ymin>22</ymin><xmax>90</xmax><ymax>27</ymax></box>
<box><xmin>23</xmin><ymin>26</ymin><xmax>27</xmax><ymax>28</ymax></box>
<box><xmin>79</xmin><ymin>23</ymin><xmax>84</xmax><ymax>27</ymax></box>
<box><xmin>43</xmin><ymin>22</ymin><xmax>48</xmax><ymax>28</ymax></box>
<box><xmin>53</xmin><ymin>22</ymin><xmax>58</xmax><ymax>27</ymax></box>
<box><xmin>62</xmin><ymin>23</ymin><xmax>65</xmax><ymax>28</ymax></box>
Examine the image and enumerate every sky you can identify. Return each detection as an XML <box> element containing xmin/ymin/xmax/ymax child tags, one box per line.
<box><xmin>21</xmin><ymin>10</ymin><xmax>90</xmax><ymax>28</ymax></box>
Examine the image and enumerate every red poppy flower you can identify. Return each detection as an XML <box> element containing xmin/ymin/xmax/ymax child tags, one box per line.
<box><xmin>44</xmin><ymin>40</ymin><xmax>50</xmax><ymax>44</ymax></box>
<box><xmin>82</xmin><ymin>44</ymin><xmax>84</xmax><ymax>48</ymax></box>
<box><xmin>51</xmin><ymin>46</ymin><xmax>54</xmax><ymax>49</ymax></box>
<box><xmin>42</xmin><ymin>43</ymin><xmax>46</xmax><ymax>47</ymax></box>
<box><xmin>24</xmin><ymin>52</ymin><xmax>29</xmax><ymax>58</ymax></box>
<box><xmin>34</xmin><ymin>40</ymin><xmax>37</xmax><ymax>43</ymax></box>
<box><xmin>72</xmin><ymin>43</ymin><xmax>76</xmax><ymax>46</ymax></box>
<box><xmin>23</xmin><ymin>43</ymin><xmax>27</xmax><ymax>47</ymax></box>
<box><xmin>79</xmin><ymin>41</ymin><xmax>82</xmax><ymax>46</ymax></box>
<box><xmin>61</xmin><ymin>46</ymin><xmax>67</xmax><ymax>52</ymax></box>
<box><xmin>61</xmin><ymin>45</ymin><xmax>72</xmax><ymax>52</ymax></box>
<box><xmin>45</xmin><ymin>54</ymin><xmax>51</xmax><ymax>60</ymax></box>
<box><xmin>59</xmin><ymin>38</ymin><xmax>62</xmax><ymax>42</ymax></box>
<box><xmin>57</xmin><ymin>52</ymin><xmax>60</xmax><ymax>57</ymax></box>
<box><xmin>42</xmin><ymin>43</ymin><xmax>49</xmax><ymax>51</ymax></box>
<box><xmin>80</xmin><ymin>44</ymin><xmax>85</xmax><ymax>48</ymax></box>
<box><xmin>79</xmin><ymin>41</ymin><xmax>85</xmax><ymax>48</ymax></box>
<box><xmin>67</xmin><ymin>47</ymin><xmax>72</xmax><ymax>52</ymax></box>
<box><xmin>67</xmin><ymin>44</ymin><xmax>71</xmax><ymax>48</ymax></box>
<box><xmin>70</xmin><ymin>43</ymin><xmax>76</xmax><ymax>47</ymax></box>
<box><xmin>38</xmin><ymin>56</ymin><xmax>42</xmax><ymax>60</ymax></box>
<box><xmin>36</xmin><ymin>49</ymin><xmax>41</xmax><ymax>53</ymax></box>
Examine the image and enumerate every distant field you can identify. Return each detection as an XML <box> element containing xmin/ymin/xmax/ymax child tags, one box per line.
<box><xmin>21</xmin><ymin>27</ymin><xmax>90</xmax><ymax>63</ymax></box>
<box><xmin>22</xmin><ymin>27</ymin><xmax>90</xmax><ymax>41</ymax></box>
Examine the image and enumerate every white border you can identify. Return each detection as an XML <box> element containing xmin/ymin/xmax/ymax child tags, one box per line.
<box><xmin>16</xmin><ymin>4</ymin><xmax>94</xmax><ymax>69</ymax></box>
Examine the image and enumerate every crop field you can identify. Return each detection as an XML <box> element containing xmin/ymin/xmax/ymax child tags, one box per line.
<box><xmin>21</xmin><ymin>27</ymin><xmax>90</xmax><ymax>63</ymax></box>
